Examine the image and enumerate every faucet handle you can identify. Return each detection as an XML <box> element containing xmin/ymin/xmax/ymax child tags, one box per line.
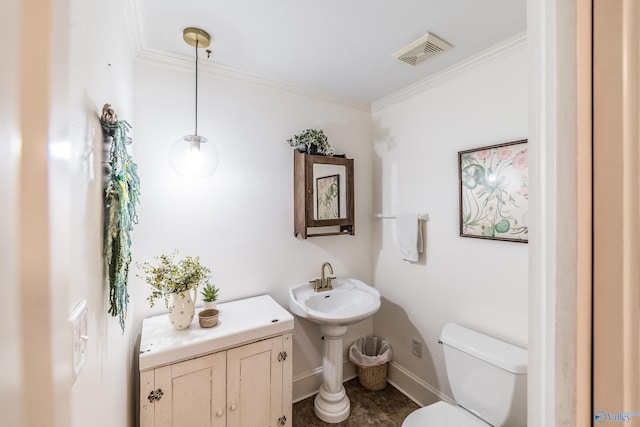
<box><xmin>326</xmin><ymin>276</ymin><xmax>336</xmax><ymax>288</ymax></box>
<box><xmin>309</xmin><ymin>278</ymin><xmax>320</xmax><ymax>291</ymax></box>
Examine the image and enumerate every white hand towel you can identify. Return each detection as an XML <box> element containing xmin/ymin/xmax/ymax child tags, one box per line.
<box><xmin>396</xmin><ymin>213</ymin><xmax>420</xmax><ymax>262</ymax></box>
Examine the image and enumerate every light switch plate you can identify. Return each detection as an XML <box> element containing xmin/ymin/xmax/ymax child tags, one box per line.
<box><xmin>69</xmin><ymin>300</ymin><xmax>88</xmax><ymax>381</ymax></box>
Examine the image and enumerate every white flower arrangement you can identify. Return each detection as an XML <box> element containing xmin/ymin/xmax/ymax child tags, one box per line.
<box><xmin>137</xmin><ymin>250</ymin><xmax>212</xmax><ymax>309</ymax></box>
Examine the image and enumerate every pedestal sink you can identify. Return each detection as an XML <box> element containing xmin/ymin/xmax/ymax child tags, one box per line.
<box><xmin>289</xmin><ymin>278</ymin><xmax>381</xmax><ymax>423</ymax></box>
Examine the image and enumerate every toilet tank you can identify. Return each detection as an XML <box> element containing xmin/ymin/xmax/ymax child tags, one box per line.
<box><xmin>440</xmin><ymin>323</ymin><xmax>527</xmax><ymax>427</ymax></box>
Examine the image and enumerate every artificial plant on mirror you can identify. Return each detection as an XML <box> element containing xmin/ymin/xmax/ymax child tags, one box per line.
<box><xmin>101</xmin><ymin>103</ymin><xmax>141</xmax><ymax>332</ymax></box>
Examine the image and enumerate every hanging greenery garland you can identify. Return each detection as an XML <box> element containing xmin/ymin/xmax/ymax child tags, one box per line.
<box><xmin>101</xmin><ymin>103</ymin><xmax>141</xmax><ymax>332</ymax></box>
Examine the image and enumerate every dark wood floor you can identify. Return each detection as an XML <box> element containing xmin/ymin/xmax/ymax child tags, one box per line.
<box><xmin>292</xmin><ymin>378</ymin><xmax>419</xmax><ymax>427</ymax></box>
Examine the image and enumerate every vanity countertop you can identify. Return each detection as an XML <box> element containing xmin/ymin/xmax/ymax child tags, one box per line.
<box><xmin>139</xmin><ymin>294</ymin><xmax>294</xmax><ymax>371</ymax></box>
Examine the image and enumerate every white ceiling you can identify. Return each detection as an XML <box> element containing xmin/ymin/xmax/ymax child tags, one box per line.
<box><xmin>138</xmin><ymin>0</ymin><xmax>527</xmax><ymax>103</ymax></box>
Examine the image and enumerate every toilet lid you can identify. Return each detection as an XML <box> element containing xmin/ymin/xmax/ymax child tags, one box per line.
<box><xmin>402</xmin><ymin>401</ymin><xmax>491</xmax><ymax>427</ymax></box>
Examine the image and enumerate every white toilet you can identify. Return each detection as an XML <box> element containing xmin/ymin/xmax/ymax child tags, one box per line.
<box><xmin>402</xmin><ymin>323</ymin><xmax>527</xmax><ymax>427</ymax></box>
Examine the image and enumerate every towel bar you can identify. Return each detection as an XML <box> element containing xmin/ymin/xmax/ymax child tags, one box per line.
<box><xmin>374</xmin><ymin>213</ymin><xmax>429</xmax><ymax>222</ymax></box>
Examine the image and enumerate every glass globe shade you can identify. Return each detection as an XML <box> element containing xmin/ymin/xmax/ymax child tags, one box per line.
<box><xmin>170</xmin><ymin>135</ymin><xmax>219</xmax><ymax>177</ymax></box>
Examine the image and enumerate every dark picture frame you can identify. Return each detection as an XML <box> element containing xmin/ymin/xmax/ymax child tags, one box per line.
<box><xmin>458</xmin><ymin>139</ymin><xmax>529</xmax><ymax>243</ymax></box>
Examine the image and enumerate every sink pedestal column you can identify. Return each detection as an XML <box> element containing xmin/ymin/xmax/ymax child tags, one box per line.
<box><xmin>314</xmin><ymin>324</ymin><xmax>350</xmax><ymax>423</ymax></box>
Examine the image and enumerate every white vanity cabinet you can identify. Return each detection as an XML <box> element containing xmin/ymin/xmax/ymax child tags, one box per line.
<box><xmin>139</xmin><ymin>295</ymin><xmax>294</xmax><ymax>427</ymax></box>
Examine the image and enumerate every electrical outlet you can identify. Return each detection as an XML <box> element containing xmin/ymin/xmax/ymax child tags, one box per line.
<box><xmin>412</xmin><ymin>338</ymin><xmax>422</xmax><ymax>358</ymax></box>
<box><xmin>69</xmin><ymin>300</ymin><xmax>88</xmax><ymax>381</ymax></box>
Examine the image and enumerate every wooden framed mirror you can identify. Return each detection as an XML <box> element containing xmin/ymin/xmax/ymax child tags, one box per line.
<box><xmin>294</xmin><ymin>150</ymin><xmax>354</xmax><ymax>238</ymax></box>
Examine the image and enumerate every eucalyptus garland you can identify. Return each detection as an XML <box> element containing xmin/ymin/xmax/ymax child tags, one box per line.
<box><xmin>101</xmin><ymin>104</ymin><xmax>141</xmax><ymax>332</ymax></box>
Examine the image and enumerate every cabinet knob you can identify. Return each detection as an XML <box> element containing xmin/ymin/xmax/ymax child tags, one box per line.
<box><xmin>216</xmin><ymin>409</ymin><xmax>224</xmax><ymax>417</ymax></box>
<box><xmin>230</xmin><ymin>404</ymin><xmax>238</xmax><ymax>411</ymax></box>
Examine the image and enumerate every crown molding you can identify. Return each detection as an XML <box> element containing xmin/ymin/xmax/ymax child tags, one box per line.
<box><xmin>123</xmin><ymin>0</ymin><xmax>522</xmax><ymax>115</ymax></box>
<box><xmin>122</xmin><ymin>0</ymin><xmax>146</xmax><ymax>59</ymax></box>
<box><xmin>371</xmin><ymin>32</ymin><xmax>527</xmax><ymax>113</ymax></box>
<box><xmin>124</xmin><ymin>0</ymin><xmax>368</xmax><ymax>111</ymax></box>
<box><xmin>135</xmin><ymin>48</ymin><xmax>371</xmax><ymax>113</ymax></box>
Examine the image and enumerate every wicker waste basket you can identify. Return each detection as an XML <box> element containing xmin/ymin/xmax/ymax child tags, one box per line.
<box><xmin>349</xmin><ymin>336</ymin><xmax>392</xmax><ymax>391</ymax></box>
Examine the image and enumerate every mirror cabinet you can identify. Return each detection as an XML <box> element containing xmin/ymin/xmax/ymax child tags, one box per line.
<box><xmin>294</xmin><ymin>150</ymin><xmax>354</xmax><ymax>238</ymax></box>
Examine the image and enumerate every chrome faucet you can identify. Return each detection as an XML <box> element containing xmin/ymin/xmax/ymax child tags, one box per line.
<box><xmin>310</xmin><ymin>262</ymin><xmax>336</xmax><ymax>292</ymax></box>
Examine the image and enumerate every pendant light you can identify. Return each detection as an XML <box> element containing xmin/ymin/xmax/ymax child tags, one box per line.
<box><xmin>170</xmin><ymin>27</ymin><xmax>219</xmax><ymax>177</ymax></box>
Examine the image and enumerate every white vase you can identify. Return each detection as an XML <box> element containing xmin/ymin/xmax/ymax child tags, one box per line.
<box><xmin>203</xmin><ymin>300</ymin><xmax>217</xmax><ymax>311</ymax></box>
<box><xmin>167</xmin><ymin>289</ymin><xmax>197</xmax><ymax>330</ymax></box>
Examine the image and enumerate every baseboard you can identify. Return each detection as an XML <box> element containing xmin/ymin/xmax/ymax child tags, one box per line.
<box><xmin>292</xmin><ymin>359</ymin><xmax>357</xmax><ymax>403</ymax></box>
<box><xmin>292</xmin><ymin>359</ymin><xmax>452</xmax><ymax>408</ymax></box>
<box><xmin>386</xmin><ymin>361</ymin><xmax>454</xmax><ymax>407</ymax></box>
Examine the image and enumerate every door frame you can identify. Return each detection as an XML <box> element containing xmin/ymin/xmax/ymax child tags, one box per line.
<box><xmin>528</xmin><ymin>0</ymin><xmax>593</xmax><ymax>425</ymax></box>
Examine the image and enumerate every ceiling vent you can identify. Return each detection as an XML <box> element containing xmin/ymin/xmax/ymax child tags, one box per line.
<box><xmin>392</xmin><ymin>32</ymin><xmax>453</xmax><ymax>66</ymax></box>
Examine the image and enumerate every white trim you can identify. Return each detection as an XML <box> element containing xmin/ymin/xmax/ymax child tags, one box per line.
<box><xmin>126</xmin><ymin>0</ymin><xmax>369</xmax><ymax>111</ymax></box>
<box><xmin>135</xmin><ymin>48</ymin><xmax>371</xmax><ymax>113</ymax></box>
<box><xmin>125</xmin><ymin>0</ymin><xmax>524</xmax><ymax>115</ymax></box>
<box><xmin>291</xmin><ymin>359</ymin><xmax>450</xmax><ymax>409</ymax></box>
<box><xmin>526</xmin><ymin>0</ymin><xmax>587</xmax><ymax>425</ymax></box>
<box><xmin>122</xmin><ymin>0</ymin><xmax>145</xmax><ymax>59</ymax></box>
<box><xmin>527</xmin><ymin>1</ymin><xmax>551</xmax><ymax>424</ymax></box>
<box><xmin>387</xmin><ymin>361</ymin><xmax>452</xmax><ymax>408</ymax></box>
<box><xmin>292</xmin><ymin>359</ymin><xmax>357</xmax><ymax>403</ymax></box>
<box><xmin>292</xmin><ymin>365</ymin><xmax>323</xmax><ymax>403</ymax></box>
<box><xmin>371</xmin><ymin>32</ymin><xmax>527</xmax><ymax>112</ymax></box>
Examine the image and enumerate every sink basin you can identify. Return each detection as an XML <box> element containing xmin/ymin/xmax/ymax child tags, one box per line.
<box><xmin>289</xmin><ymin>278</ymin><xmax>381</xmax><ymax>326</ymax></box>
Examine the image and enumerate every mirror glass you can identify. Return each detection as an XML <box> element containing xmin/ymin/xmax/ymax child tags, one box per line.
<box><xmin>312</xmin><ymin>163</ymin><xmax>347</xmax><ymax>220</ymax></box>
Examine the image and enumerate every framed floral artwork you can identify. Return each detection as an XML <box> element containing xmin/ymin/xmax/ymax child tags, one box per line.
<box><xmin>458</xmin><ymin>139</ymin><xmax>528</xmax><ymax>243</ymax></box>
<box><xmin>316</xmin><ymin>174</ymin><xmax>340</xmax><ymax>220</ymax></box>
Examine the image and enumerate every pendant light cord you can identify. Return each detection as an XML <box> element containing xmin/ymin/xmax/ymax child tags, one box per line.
<box><xmin>195</xmin><ymin>38</ymin><xmax>199</xmax><ymax>136</ymax></box>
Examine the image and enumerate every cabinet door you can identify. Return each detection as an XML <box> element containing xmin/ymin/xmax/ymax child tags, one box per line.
<box><xmin>226</xmin><ymin>335</ymin><xmax>291</xmax><ymax>427</ymax></box>
<box><xmin>142</xmin><ymin>352</ymin><xmax>227</xmax><ymax>427</ymax></box>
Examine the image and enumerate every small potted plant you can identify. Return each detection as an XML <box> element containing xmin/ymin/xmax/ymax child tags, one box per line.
<box><xmin>200</xmin><ymin>284</ymin><xmax>220</xmax><ymax>310</ymax></box>
<box><xmin>137</xmin><ymin>250</ymin><xmax>212</xmax><ymax>330</ymax></box>
<box><xmin>287</xmin><ymin>128</ymin><xmax>335</xmax><ymax>156</ymax></box>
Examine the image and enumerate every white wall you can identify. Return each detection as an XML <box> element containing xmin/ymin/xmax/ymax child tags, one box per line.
<box><xmin>131</xmin><ymin>60</ymin><xmax>374</xmax><ymax>399</ymax></box>
<box><xmin>371</xmin><ymin>46</ymin><xmax>529</xmax><ymax>404</ymax></box>
<box><xmin>63</xmin><ymin>1</ymin><xmax>137</xmax><ymax>426</ymax></box>
<box><xmin>1</xmin><ymin>0</ymin><xmax>136</xmax><ymax>425</ymax></box>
